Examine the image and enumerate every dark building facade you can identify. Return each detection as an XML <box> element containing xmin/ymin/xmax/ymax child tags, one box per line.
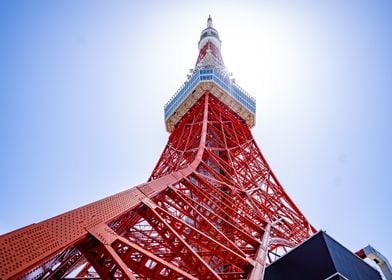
<box><xmin>265</xmin><ymin>231</ymin><xmax>381</xmax><ymax>280</ymax></box>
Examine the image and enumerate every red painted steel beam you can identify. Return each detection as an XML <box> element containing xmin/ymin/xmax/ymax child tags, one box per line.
<box><xmin>0</xmin><ymin>94</ymin><xmax>315</xmax><ymax>279</ymax></box>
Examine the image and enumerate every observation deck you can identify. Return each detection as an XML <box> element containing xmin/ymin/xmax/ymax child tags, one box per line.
<box><xmin>164</xmin><ymin>68</ymin><xmax>256</xmax><ymax>132</ymax></box>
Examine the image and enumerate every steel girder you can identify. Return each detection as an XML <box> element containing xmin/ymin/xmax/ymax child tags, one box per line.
<box><xmin>0</xmin><ymin>93</ymin><xmax>315</xmax><ymax>279</ymax></box>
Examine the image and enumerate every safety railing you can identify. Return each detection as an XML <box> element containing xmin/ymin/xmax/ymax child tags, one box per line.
<box><xmin>164</xmin><ymin>68</ymin><xmax>256</xmax><ymax>119</ymax></box>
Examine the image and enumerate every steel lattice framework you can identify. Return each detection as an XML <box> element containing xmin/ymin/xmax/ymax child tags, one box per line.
<box><xmin>0</xmin><ymin>17</ymin><xmax>315</xmax><ymax>280</ymax></box>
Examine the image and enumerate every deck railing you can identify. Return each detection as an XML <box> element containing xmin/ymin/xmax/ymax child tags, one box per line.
<box><xmin>164</xmin><ymin>68</ymin><xmax>256</xmax><ymax>119</ymax></box>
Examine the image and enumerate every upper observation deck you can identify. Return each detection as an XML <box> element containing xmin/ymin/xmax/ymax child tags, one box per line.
<box><xmin>164</xmin><ymin>68</ymin><xmax>256</xmax><ymax>132</ymax></box>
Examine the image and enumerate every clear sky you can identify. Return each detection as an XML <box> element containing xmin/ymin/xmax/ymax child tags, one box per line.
<box><xmin>1</xmin><ymin>0</ymin><xmax>391</xmax><ymax>266</ymax></box>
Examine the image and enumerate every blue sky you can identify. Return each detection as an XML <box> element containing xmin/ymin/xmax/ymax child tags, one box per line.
<box><xmin>1</xmin><ymin>0</ymin><xmax>391</xmax><ymax>265</ymax></box>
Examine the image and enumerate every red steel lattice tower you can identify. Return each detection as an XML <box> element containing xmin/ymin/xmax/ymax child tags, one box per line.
<box><xmin>0</xmin><ymin>17</ymin><xmax>315</xmax><ymax>280</ymax></box>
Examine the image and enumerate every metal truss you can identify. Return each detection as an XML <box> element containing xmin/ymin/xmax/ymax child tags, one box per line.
<box><xmin>0</xmin><ymin>94</ymin><xmax>315</xmax><ymax>279</ymax></box>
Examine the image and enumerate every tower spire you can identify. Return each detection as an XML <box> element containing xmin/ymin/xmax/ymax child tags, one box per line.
<box><xmin>207</xmin><ymin>14</ymin><xmax>213</xmax><ymax>27</ymax></box>
<box><xmin>196</xmin><ymin>15</ymin><xmax>224</xmax><ymax>68</ymax></box>
<box><xmin>164</xmin><ymin>16</ymin><xmax>255</xmax><ymax>132</ymax></box>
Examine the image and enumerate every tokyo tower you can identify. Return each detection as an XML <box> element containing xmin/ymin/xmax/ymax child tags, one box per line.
<box><xmin>0</xmin><ymin>16</ymin><xmax>316</xmax><ymax>280</ymax></box>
